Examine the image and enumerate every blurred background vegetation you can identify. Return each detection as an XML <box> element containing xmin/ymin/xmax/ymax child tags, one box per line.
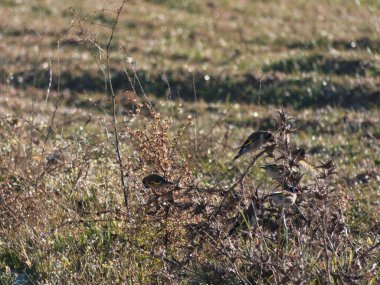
<box><xmin>1</xmin><ymin>0</ymin><xmax>379</xmax><ymax>107</ymax></box>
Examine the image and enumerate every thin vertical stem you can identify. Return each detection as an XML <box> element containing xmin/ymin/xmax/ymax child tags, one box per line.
<box><xmin>105</xmin><ymin>1</ymin><xmax>129</xmax><ymax>209</ymax></box>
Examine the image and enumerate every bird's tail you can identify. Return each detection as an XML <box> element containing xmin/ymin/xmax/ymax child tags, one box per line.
<box><xmin>233</xmin><ymin>153</ymin><xmax>241</xmax><ymax>161</ymax></box>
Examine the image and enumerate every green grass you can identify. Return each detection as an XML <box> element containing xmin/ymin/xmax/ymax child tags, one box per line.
<box><xmin>1</xmin><ymin>0</ymin><xmax>379</xmax><ymax>106</ymax></box>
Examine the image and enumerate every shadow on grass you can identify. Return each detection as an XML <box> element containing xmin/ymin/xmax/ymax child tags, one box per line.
<box><xmin>285</xmin><ymin>36</ymin><xmax>380</xmax><ymax>53</ymax></box>
<box><xmin>263</xmin><ymin>54</ymin><xmax>379</xmax><ymax>76</ymax></box>
<box><xmin>4</xmin><ymin>67</ymin><xmax>379</xmax><ymax>110</ymax></box>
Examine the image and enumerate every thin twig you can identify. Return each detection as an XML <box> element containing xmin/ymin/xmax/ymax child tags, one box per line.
<box><xmin>105</xmin><ymin>0</ymin><xmax>129</xmax><ymax>209</ymax></box>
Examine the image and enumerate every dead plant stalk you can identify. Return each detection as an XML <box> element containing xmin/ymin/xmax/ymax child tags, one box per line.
<box><xmin>105</xmin><ymin>0</ymin><xmax>129</xmax><ymax>209</ymax></box>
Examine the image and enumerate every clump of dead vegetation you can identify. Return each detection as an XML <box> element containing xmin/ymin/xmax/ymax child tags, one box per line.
<box><xmin>121</xmin><ymin>108</ymin><xmax>363</xmax><ymax>284</ymax></box>
<box><xmin>0</xmin><ymin>103</ymin><xmax>378</xmax><ymax>284</ymax></box>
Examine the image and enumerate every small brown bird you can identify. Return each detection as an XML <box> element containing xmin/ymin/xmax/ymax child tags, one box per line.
<box><xmin>261</xmin><ymin>164</ymin><xmax>288</xmax><ymax>181</ymax></box>
<box><xmin>233</xmin><ymin>131</ymin><xmax>274</xmax><ymax>160</ymax></box>
<box><xmin>292</xmin><ymin>147</ymin><xmax>306</xmax><ymax>163</ymax></box>
<box><xmin>228</xmin><ymin>199</ymin><xmax>259</xmax><ymax>236</ymax></box>
<box><xmin>142</xmin><ymin>174</ymin><xmax>174</xmax><ymax>190</ymax></box>
<box><xmin>266</xmin><ymin>186</ymin><xmax>298</xmax><ymax>208</ymax></box>
<box><xmin>276</xmin><ymin>146</ymin><xmax>306</xmax><ymax>164</ymax></box>
<box><xmin>289</xmin><ymin>147</ymin><xmax>318</xmax><ymax>176</ymax></box>
<box><xmin>265</xmin><ymin>186</ymin><xmax>298</xmax><ymax>230</ymax></box>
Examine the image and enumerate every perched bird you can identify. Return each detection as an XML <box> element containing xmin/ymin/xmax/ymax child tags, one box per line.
<box><xmin>266</xmin><ymin>186</ymin><xmax>298</xmax><ymax>208</ymax></box>
<box><xmin>266</xmin><ymin>186</ymin><xmax>299</xmax><ymax>230</ymax></box>
<box><xmin>233</xmin><ymin>130</ymin><xmax>274</xmax><ymax>160</ymax></box>
<box><xmin>142</xmin><ymin>174</ymin><xmax>174</xmax><ymax>190</ymax></box>
<box><xmin>288</xmin><ymin>147</ymin><xmax>318</xmax><ymax>177</ymax></box>
<box><xmin>228</xmin><ymin>199</ymin><xmax>259</xmax><ymax>236</ymax></box>
<box><xmin>276</xmin><ymin>146</ymin><xmax>306</xmax><ymax>163</ymax></box>
<box><xmin>261</xmin><ymin>164</ymin><xmax>287</xmax><ymax>181</ymax></box>
<box><xmin>291</xmin><ymin>147</ymin><xmax>306</xmax><ymax>163</ymax></box>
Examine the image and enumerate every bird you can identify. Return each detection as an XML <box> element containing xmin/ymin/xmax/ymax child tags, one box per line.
<box><xmin>265</xmin><ymin>186</ymin><xmax>298</xmax><ymax>208</ymax></box>
<box><xmin>142</xmin><ymin>174</ymin><xmax>174</xmax><ymax>190</ymax></box>
<box><xmin>275</xmin><ymin>145</ymin><xmax>306</xmax><ymax>163</ymax></box>
<box><xmin>291</xmin><ymin>147</ymin><xmax>306</xmax><ymax>163</ymax></box>
<box><xmin>291</xmin><ymin>147</ymin><xmax>312</xmax><ymax>168</ymax></box>
<box><xmin>266</xmin><ymin>185</ymin><xmax>299</xmax><ymax>230</ymax></box>
<box><xmin>261</xmin><ymin>164</ymin><xmax>287</xmax><ymax>181</ymax></box>
<box><xmin>228</xmin><ymin>199</ymin><xmax>259</xmax><ymax>236</ymax></box>
<box><xmin>288</xmin><ymin>147</ymin><xmax>318</xmax><ymax>176</ymax></box>
<box><xmin>233</xmin><ymin>130</ymin><xmax>274</xmax><ymax>160</ymax></box>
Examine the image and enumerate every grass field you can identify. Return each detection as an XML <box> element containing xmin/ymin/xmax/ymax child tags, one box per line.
<box><xmin>0</xmin><ymin>0</ymin><xmax>379</xmax><ymax>284</ymax></box>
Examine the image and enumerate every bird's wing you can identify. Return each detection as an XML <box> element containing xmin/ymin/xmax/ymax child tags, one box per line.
<box><xmin>268</xmin><ymin>191</ymin><xmax>287</xmax><ymax>197</ymax></box>
<box><xmin>243</xmin><ymin>132</ymin><xmax>262</xmax><ymax>147</ymax></box>
<box><xmin>151</xmin><ymin>180</ymin><xmax>165</xmax><ymax>186</ymax></box>
<box><xmin>262</xmin><ymin>164</ymin><xmax>276</xmax><ymax>169</ymax></box>
<box><xmin>240</xmin><ymin>137</ymin><xmax>254</xmax><ymax>148</ymax></box>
